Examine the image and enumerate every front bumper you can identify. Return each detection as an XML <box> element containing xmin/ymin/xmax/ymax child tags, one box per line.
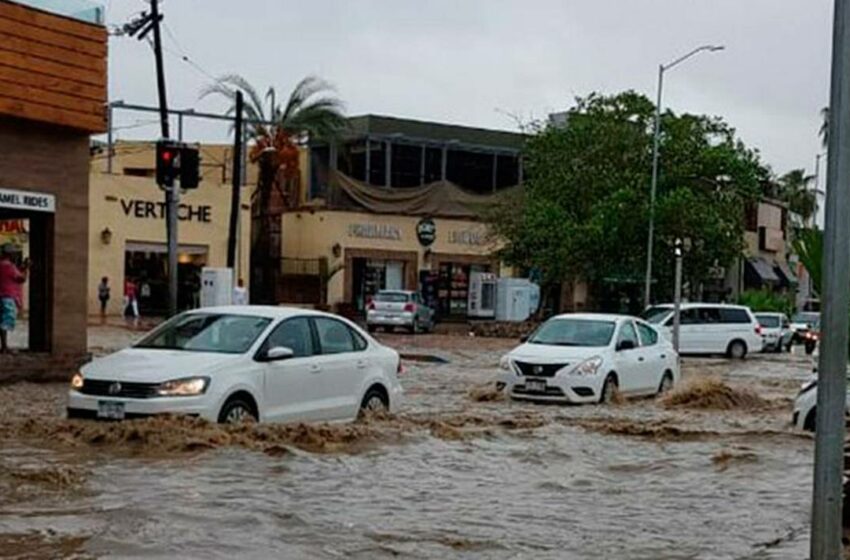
<box><xmin>367</xmin><ymin>313</ymin><xmax>414</xmax><ymax>328</ymax></box>
<box><xmin>67</xmin><ymin>390</ymin><xmax>218</xmax><ymax>422</ymax></box>
<box><xmin>499</xmin><ymin>372</ymin><xmax>600</xmax><ymax>404</ymax></box>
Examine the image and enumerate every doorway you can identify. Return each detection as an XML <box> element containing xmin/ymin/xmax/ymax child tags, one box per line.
<box><xmin>0</xmin><ymin>209</ymin><xmax>53</xmax><ymax>352</ymax></box>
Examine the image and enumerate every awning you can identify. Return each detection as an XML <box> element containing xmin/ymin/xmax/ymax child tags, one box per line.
<box><xmin>774</xmin><ymin>259</ymin><xmax>798</xmax><ymax>286</ymax></box>
<box><xmin>746</xmin><ymin>257</ymin><xmax>780</xmax><ymax>284</ymax></box>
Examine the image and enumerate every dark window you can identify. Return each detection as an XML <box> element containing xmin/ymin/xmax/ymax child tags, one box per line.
<box><xmin>352</xmin><ymin>329</ymin><xmax>368</xmax><ymax>351</ymax></box>
<box><xmin>719</xmin><ymin>308</ymin><xmax>751</xmax><ymax>324</ymax></box>
<box><xmin>315</xmin><ymin>318</ymin><xmax>357</xmax><ymax>354</ymax></box>
<box><xmin>697</xmin><ymin>308</ymin><xmax>722</xmax><ymax>324</ymax></box>
<box><xmin>636</xmin><ymin>322</ymin><xmax>658</xmax><ymax>346</ymax></box>
<box><xmin>677</xmin><ymin>309</ymin><xmax>699</xmax><ymax>325</ymax></box>
<box><xmin>264</xmin><ymin>317</ymin><xmax>315</xmax><ymax>358</ymax></box>
<box><xmin>744</xmin><ymin>203</ymin><xmax>758</xmax><ymax>232</ymax></box>
<box><xmin>123</xmin><ymin>167</ymin><xmax>155</xmax><ymax>177</ymax></box>
<box><xmin>618</xmin><ymin>321</ymin><xmax>639</xmax><ymax>347</ymax></box>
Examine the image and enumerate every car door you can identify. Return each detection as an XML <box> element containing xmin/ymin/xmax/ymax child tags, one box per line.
<box><xmin>258</xmin><ymin>317</ymin><xmax>324</xmax><ymax>423</ymax></box>
<box><xmin>311</xmin><ymin>317</ymin><xmax>369</xmax><ymax>420</ymax></box>
<box><xmin>635</xmin><ymin>321</ymin><xmax>667</xmax><ymax>394</ymax></box>
<box><xmin>613</xmin><ymin>320</ymin><xmax>643</xmax><ymax>395</ymax></box>
<box><xmin>669</xmin><ymin>308</ymin><xmax>701</xmax><ymax>353</ymax></box>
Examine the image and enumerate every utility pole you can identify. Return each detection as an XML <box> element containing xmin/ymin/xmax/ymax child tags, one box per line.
<box><xmin>227</xmin><ymin>91</ymin><xmax>244</xmax><ymax>270</ymax></box>
<box><xmin>672</xmin><ymin>238</ymin><xmax>683</xmax><ymax>353</ymax></box>
<box><xmin>811</xmin><ymin>0</ymin><xmax>850</xmax><ymax>557</ymax></box>
<box><xmin>148</xmin><ymin>0</ymin><xmax>178</xmax><ymax>317</ymax></box>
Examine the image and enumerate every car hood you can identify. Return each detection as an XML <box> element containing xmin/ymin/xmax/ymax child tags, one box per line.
<box><xmin>81</xmin><ymin>348</ymin><xmax>244</xmax><ymax>383</ymax></box>
<box><xmin>508</xmin><ymin>343</ymin><xmax>606</xmax><ymax>364</ymax></box>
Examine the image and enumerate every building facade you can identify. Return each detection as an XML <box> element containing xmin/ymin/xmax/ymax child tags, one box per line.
<box><xmin>0</xmin><ymin>0</ymin><xmax>106</xmax><ymax>378</ymax></box>
<box><xmin>87</xmin><ymin>141</ymin><xmax>253</xmax><ymax>316</ymax></box>
<box><xmin>281</xmin><ymin>115</ymin><xmax>524</xmax><ymax>319</ymax></box>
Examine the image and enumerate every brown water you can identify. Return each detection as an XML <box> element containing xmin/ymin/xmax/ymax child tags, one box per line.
<box><xmin>0</xmin><ymin>340</ymin><xmax>818</xmax><ymax>559</ymax></box>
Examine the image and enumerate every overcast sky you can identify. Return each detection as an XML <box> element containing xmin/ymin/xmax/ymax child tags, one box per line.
<box><xmin>102</xmin><ymin>0</ymin><xmax>832</xmax><ymax>177</ymax></box>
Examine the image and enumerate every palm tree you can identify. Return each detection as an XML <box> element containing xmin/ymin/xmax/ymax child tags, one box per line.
<box><xmin>820</xmin><ymin>106</ymin><xmax>829</xmax><ymax>148</ymax></box>
<box><xmin>201</xmin><ymin>75</ymin><xmax>347</xmax><ymax>303</ymax></box>
<box><xmin>778</xmin><ymin>169</ymin><xmax>817</xmax><ymax>225</ymax></box>
<box><xmin>792</xmin><ymin>228</ymin><xmax>823</xmax><ymax>296</ymax></box>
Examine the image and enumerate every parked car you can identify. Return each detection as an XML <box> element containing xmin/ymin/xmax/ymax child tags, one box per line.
<box><xmin>498</xmin><ymin>313</ymin><xmax>680</xmax><ymax>404</ymax></box>
<box><xmin>642</xmin><ymin>303</ymin><xmax>763</xmax><ymax>359</ymax></box>
<box><xmin>67</xmin><ymin>306</ymin><xmax>404</xmax><ymax>424</ymax></box>
<box><xmin>792</xmin><ymin>361</ymin><xmax>850</xmax><ymax>432</ymax></box>
<box><xmin>366</xmin><ymin>290</ymin><xmax>435</xmax><ymax>334</ymax></box>
<box><xmin>754</xmin><ymin>312</ymin><xmax>793</xmax><ymax>353</ymax></box>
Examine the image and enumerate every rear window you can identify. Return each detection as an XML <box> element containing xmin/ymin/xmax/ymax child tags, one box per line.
<box><xmin>755</xmin><ymin>315</ymin><xmax>780</xmax><ymax>328</ymax></box>
<box><xmin>719</xmin><ymin>308</ymin><xmax>752</xmax><ymax>324</ymax></box>
<box><xmin>375</xmin><ymin>292</ymin><xmax>410</xmax><ymax>303</ymax></box>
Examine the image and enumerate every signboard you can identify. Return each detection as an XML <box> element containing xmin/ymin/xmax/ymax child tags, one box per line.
<box><xmin>448</xmin><ymin>230</ymin><xmax>486</xmax><ymax>246</ymax></box>
<box><xmin>0</xmin><ymin>219</ymin><xmax>28</xmax><ymax>247</ymax></box>
<box><xmin>348</xmin><ymin>223</ymin><xmax>401</xmax><ymax>240</ymax></box>
<box><xmin>0</xmin><ymin>188</ymin><xmax>55</xmax><ymax>213</ymax></box>
<box><xmin>120</xmin><ymin>199</ymin><xmax>211</xmax><ymax>223</ymax></box>
<box><xmin>416</xmin><ymin>218</ymin><xmax>436</xmax><ymax>247</ymax></box>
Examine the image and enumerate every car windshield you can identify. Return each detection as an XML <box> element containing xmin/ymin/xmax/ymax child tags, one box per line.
<box><xmin>527</xmin><ymin>319</ymin><xmax>616</xmax><ymax>347</ymax></box>
<box><xmin>135</xmin><ymin>313</ymin><xmax>272</xmax><ymax>354</ymax></box>
<box><xmin>793</xmin><ymin>312</ymin><xmax>820</xmax><ymax>325</ymax></box>
<box><xmin>642</xmin><ymin>306</ymin><xmax>673</xmax><ymax>324</ymax></box>
<box><xmin>375</xmin><ymin>292</ymin><xmax>410</xmax><ymax>303</ymax></box>
<box><xmin>756</xmin><ymin>315</ymin><xmax>781</xmax><ymax>328</ymax></box>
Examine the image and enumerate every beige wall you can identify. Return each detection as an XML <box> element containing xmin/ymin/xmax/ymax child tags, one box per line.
<box><xmin>88</xmin><ymin>173</ymin><xmax>251</xmax><ymax>315</ymax></box>
<box><xmin>282</xmin><ymin>210</ymin><xmax>501</xmax><ymax>306</ymax></box>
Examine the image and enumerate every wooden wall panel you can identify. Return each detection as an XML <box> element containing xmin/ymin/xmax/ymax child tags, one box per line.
<box><xmin>0</xmin><ymin>1</ymin><xmax>107</xmax><ymax>133</ymax></box>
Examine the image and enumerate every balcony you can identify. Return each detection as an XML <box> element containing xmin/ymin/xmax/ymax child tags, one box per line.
<box><xmin>9</xmin><ymin>0</ymin><xmax>103</xmax><ymax>25</ymax></box>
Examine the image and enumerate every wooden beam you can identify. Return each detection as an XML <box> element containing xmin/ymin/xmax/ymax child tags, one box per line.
<box><xmin>0</xmin><ymin>1</ymin><xmax>106</xmax><ymax>42</ymax></box>
<box><xmin>0</xmin><ymin>97</ymin><xmax>106</xmax><ymax>132</ymax></box>
<box><xmin>0</xmin><ymin>64</ymin><xmax>104</xmax><ymax>102</ymax></box>
<box><xmin>0</xmin><ymin>50</ymin><xmax>105</xmax><ymax>88</ymax></box>
<box><xmin>1</xmin><ymin>33</ymin><xmax>106</xmax><ymax>73</ymax></box>
<box><xmin>0</xmin><ymin>17</ymin><xmax>106</xmax><ymax>58</ymax></box>
<box><xmin>0</xmin><ymin>78</ymin><xmax>104</xmax><ymax>116</ymax></box>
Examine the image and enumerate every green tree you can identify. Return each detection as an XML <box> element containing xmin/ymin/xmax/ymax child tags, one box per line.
<box><xmin>488</xmin><ymin>91</ymin><xmax>767</xmax><ymax>310</ymax></box>
<box><xmin>201</xmin><ymin>75</ymin><xmax>347</xmax><ymax>303</ymax></box>
<box><xmin>777</xmin><ymin>169</ymin><xmax>817</xmax><ymax>224</ymax></box>
<box><xmin>793</xmin><ymin>228</ymin><xmax>823</xmax><ymax>296</ymax></box>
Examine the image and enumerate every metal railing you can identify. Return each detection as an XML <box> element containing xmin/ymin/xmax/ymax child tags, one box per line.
<box><xmin>11</xmin><ymin>0</ymin><xmax>104</xmax><ymax>24</ymax></box>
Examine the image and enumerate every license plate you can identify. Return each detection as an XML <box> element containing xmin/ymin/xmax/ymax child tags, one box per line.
<box><xmin>526</xmin><ymin>379</ymin><xmax>547</xmax><ymax>393</ymax></box>
<box><xmin>97</xmin><ymin>401</ymin><xmax>125</xmax><ymax>420</ymax></box>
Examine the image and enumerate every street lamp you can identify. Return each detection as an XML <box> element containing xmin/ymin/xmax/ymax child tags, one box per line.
<box><xmin>643</xmin><ymin>44</ymin><xmax>725</xmax><ymax>308</ymax></box>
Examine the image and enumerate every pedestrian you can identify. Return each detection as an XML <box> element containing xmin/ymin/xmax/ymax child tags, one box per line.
<box><xmin>124</xmin><ymin>277</ymin><xmax>139</xmax><ymax>322</ymax></box>
<box><xmin>0</xmin><ymin>244</ymin><xmax>27</xmax><ymax>354</ymax></box>
<box><xmin>233</xmin><ymin>277</ymin><xmax>248</xmax><ymax>306</ymax></box>
<box><xmin>97</xmin><ymin>276</ymin><xmax>110</xmax><ymax>322</ymax></box>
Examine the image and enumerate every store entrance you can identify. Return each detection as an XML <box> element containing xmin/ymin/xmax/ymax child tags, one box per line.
<box><xmin>0</xmin><ymin>209</ymin><xmax>52</xmax><ymax>352</ymax></box>
<box><xmin>124</xmin><ymin>243</ymin><xmax>208</xmax><ymax>316</ymax></box>
<box><xmin>351</xmin><ymin>258</ymin><xmax>406</xmax><ymax>312</ymax></box>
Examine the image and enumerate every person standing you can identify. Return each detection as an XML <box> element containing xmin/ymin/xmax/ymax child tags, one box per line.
<box><xmin>124</xmin><ymin>277</ymin><xmax>139</xmax><ymax>322</ymax></box>
<box><xmin>0</xmin><ymin>244</ymin><xmax>27</xmax><ymax>354</ymax></box>
<box><xmin>232</xmin><ymin>278</ymin><xmax>248</xmax><ymax>306</ymax></box>
<box><xmin>97</xmin><ymin>276</ymin><xmax>110</xmax><ymax>323</ymax></box>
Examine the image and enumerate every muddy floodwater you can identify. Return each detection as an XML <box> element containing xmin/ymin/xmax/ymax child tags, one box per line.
<box><xmin>0</xmin><ymin>335</ymin><xmax>818</xmax><ymax>559</ymax></box>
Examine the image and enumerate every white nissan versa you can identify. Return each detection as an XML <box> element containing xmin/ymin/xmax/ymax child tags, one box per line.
<box><xmin>499</xmin><ymin>314</ymin><xmax>680</xmax><ymax>404</ymax></box>
<box><xmin>67</xmin><ymin>306</ymin><xmax>404</xmax><ymax>424</ymax></box>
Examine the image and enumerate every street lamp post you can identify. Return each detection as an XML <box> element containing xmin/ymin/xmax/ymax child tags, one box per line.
<box><xmin>643</xmin><ymin>45</ymin><xmax>725</xmax><ymax>309</ymax></box>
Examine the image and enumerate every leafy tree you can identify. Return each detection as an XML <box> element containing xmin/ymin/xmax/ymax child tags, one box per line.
<box><xmin>776</xmin><ymin>169</ymin><xmax>817</xmax><ymax>225</ymax></box>
<box><xmin>201</xmin><ymin>75</ymin><xmax>347</xmax><ymax>303</ymax></box>
<box><xmin>488</xmin><ymin>91</ymin><xmax>768</xmax><ymax>311</ymax></box>
<box><xmin>793</xmin><ymin>228</ymin><xmax>823</xmax><ymax>296</ymax></box>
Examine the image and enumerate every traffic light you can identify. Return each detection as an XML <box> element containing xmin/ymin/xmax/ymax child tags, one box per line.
<box><xmin>156</xmin><ymin>140</ymin><xmax>180</xmax><ymax>187</ymax></box>
<box><xmin>179</xmin><ymin>145</ymin><xmax>200</xmax><ymax>190</ymax></box>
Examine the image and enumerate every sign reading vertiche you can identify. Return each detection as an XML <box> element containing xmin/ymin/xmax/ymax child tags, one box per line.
<box><xmin>0</xmin><ymin>188</ymin><xmax>56</xmax><ymax>213</ymax></box>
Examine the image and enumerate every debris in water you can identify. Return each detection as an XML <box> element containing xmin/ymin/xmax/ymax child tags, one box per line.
<box><xmin>659</xmin><ymin>376</ymin><xmax>768</xmax><ymax>410</ymax></box>
<box><xmin>712</xmin><ymin>448</ymin><xmax>759</xmax><ymax>471</ymax></box>
<box><xmin>467</xmin><ymin>383</ymin><xmax>506</xmax><ymax>403</ymax></box>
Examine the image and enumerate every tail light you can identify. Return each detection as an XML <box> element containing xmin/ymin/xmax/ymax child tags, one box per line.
<box><xmin>755</xmin><ymin>324</ymin><xmax>763</xmax><ymax>335</ymax></box>
<box><xmin>403</xmin><ymin>302</ymin><xmax>416</xmax><ymax>313</ymax></box>
<box><xmin>367</xmin><ymin>302</ymin><xmax>375</xmax><ymax>311</ymax></box>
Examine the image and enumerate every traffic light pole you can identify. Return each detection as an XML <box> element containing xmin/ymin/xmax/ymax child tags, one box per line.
<box><xmin>149</xmin><ymin>0</ymin><xmax>179</xmax><ymax>317</ymax></box>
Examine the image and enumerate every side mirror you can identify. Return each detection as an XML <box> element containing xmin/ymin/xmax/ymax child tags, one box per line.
<box><xmin>617</xmin><ymin>340</ymin><xmax>636</xmax><ymax>352</ymax></box>
<box><xmin>264</xmin><ymin>346</ymin><xmax>294</xmax><ymax>362</ymax></box>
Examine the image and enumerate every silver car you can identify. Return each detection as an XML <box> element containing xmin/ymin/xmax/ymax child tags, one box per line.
<box><xmin>366</xmin><ymin>290</ymin><xmax>435</xmax><ymax>334</ymax></box>
<box><xmin>754</xmin><ymin>312</ymin><xmax>793</xmax><ymax>353</ymax></box>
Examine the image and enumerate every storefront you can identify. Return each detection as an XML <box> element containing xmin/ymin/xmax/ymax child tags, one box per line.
<box><xmin>281</xmin><ymin>209</ymin><xmax>503</xmax><ymax>319</ymax></box>
<box><xmin>87</xmin><ymin>142</ymin><xmax>252</xmax><ymax>317</ymax></box>
<box><xmin>0</xmin><ymin>0</ymin><xmax>107</xmax><ymax>379</ymax></box>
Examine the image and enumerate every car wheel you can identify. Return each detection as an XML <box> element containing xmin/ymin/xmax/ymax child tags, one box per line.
<box><xmin>658</xmin><ymin>372</ymin><xmax>674</xmax><ymax>395</ymax></box>
<box><xmin>727</xmin><ymin>340</ymin><xmax>747</xmax><ymax>360</ymax></box>
<box><xmin>218</xmin><ymin>397</ymin><xmax>257</xmax><ymax>425</ymax></box>
<box><xmin>359</xmin><ymin>386</ymin><xmax>389</xmax><ymax>414</ymax></box>
<box><xmin>804</xmin><ymin>408</ymin><xmax>817</xmax><ymax>432</ymax></box>
<box><xmin>600</xmin><ymin>374</ymin><xmax>618</xmax><ymax>404</ymax></box>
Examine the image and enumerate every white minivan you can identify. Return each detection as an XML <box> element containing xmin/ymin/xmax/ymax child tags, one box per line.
<box><xmin>642</xmin><ymin>303</ymin><xmax>763</xmax><ymax>358</ymax></box>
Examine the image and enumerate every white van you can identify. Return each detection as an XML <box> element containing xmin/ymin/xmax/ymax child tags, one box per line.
<box><xmin>642</xmin><ymin>303</ymin><xmax>763</xmax><ymax>358</ymax></box>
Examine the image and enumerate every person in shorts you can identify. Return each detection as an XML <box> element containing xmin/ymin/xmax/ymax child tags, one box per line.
<box><xmin>0</xmin><ymin>244</ymin><xmax>27</xmax><ymax>354</ymax></box>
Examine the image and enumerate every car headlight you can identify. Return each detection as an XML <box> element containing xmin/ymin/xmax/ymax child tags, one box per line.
<box><xmin>569</xmin><ymin>356</ymin><xmax>603</xmax><ymax>376</ymax></box>
<box><xmin>70</xmin><ymin>372</ymin><xmax>84</xmax><ymax>390</ymax></box>
<box><xmin>157</xmin><ymin>377</ymin><xmax>210</xmax><ymax>397</ymax></box>
<box><xmin>499</xmin><ymin>355</ymin><xmax>513</xmax><ymax>372</ymax></box>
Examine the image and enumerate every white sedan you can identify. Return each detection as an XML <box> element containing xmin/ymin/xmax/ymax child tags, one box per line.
<box><xmin>499</xmin><ymin>313</ymin><xmax>680</xmax><ymax>404</ymax></box>
<box><xmin>67</xmin><ymin>306</ymin><xmax>404</xmax><ymax>424</ymax></box>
